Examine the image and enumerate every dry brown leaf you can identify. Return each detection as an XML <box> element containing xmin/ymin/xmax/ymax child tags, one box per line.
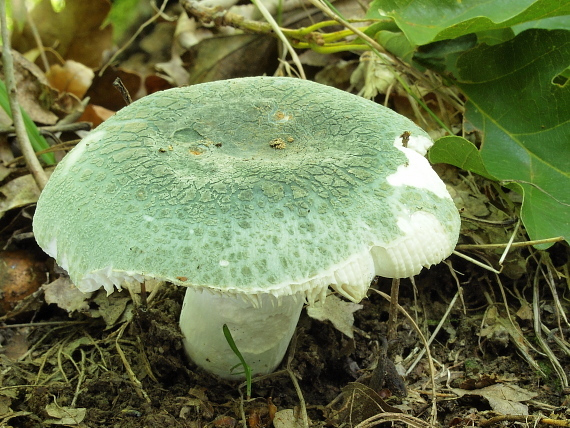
<box><xmin>46</xmin><ymin>60</ymin><xmax>95</xmax><ymax>99</ymax></box>
<box><xmin>12</xmin><ymin>0</ymin><xmax>113</xmax><ymax>69</ymax></box>
<box><xmin>144</xmin><ymin>74</ymin><xmax>174</xmax><ymax>95</ymax></box>
<box><xmin>184</xmin><ymin>34</ymin><xmax>277</xmax><ymax>85</ymax></box>
<box><xmin>0</xmin><ymin>250</ymin><xmax>46</xmax><ymax>315</ymax></box>
<box><xmin>0</xmin><ymin>173</ymin><xmax>44</xmax><ymax>218</ymax></box>
<box><xmin>273</xmin><ymin>409</ymin><xmax>306</xmax><ymax>428</ymax></box>
<box><xmin>85</xmin><ymin>67</ymin><xmax>142</xmax><ymax>111</ymax></box>
<box><xmin>43</xmin><ymin>277</ymin><xmax>92</xmax><ymax>313</ymax></box>
<box><xmin>44</xmin><ymin>402</ymin><xmax>86</xmax><ymax>425</ymax></box>
<box><xmin>0</xmin><ymin>48</ymin><xmax>58</xmax><ymax>125</ymax></box>
<box><xmin>452</xmin><ymin>383</ymin><xmax>537</xmax><ymax>415</ymax></box>
<box><xmin>3</xmin><ymin>329</ymin><xmax>29</xmax><ymax>361</ymax></box>
<box><xmin>333</xmin><ymin>382</ymin><xmax>401</xmax><ymax>425</ymax></box>
<box><xmin>78</xmin><ymin>104</ymin><xmax>115</xmax><ymax>128</ymax></box>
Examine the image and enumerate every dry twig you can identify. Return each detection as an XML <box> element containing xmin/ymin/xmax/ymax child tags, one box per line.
<box><xmin>0</xmin><ymin>1</ymin><xmax>48</xmax><ymax>189</ymax></box>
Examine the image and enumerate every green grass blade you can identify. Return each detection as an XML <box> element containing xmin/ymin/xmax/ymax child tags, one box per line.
<box><xmin>0</xmin><ymin>79</ymin><xmax>56</xmax><ymax>165</ymax></box>
<box><xmin>223</xmin><ymin>324</ymin><xmax>252</xmax><ymax>399</ymax></box>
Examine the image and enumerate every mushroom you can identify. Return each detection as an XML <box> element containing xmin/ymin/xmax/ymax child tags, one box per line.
<box><xmin>33</xmin><ymin>77</ymin><xmax>460</xmax><ymax>379</ymax></box>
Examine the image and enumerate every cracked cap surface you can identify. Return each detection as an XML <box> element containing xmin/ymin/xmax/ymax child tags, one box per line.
<box><xmin>33</xmin><ymin>77</ymin><xmax>460</xmax><ymax>301</ymax></box>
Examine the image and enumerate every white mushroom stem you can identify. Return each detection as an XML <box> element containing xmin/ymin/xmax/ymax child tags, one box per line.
<box><xmin>179</xmin><ymin>288</ymin><xmax>304</xmax><ymax>379</ymax></box>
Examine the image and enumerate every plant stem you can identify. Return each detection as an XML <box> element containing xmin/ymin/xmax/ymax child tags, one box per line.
<box><xmin>0</xmin><ymin>1</ymin><xmax>48</xmax><ymax>190</ymax></box>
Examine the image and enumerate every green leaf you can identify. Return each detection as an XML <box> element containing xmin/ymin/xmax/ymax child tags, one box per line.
<box><xmin>0</xmin><ymin>79</ymin><xmax>55</xmax><ymax>165</ymax></box>
<box><xmin>375</xmin><ymin>30</ymin><xmax>416</xmax><ymax>63</ymax></box>
<box><xmin>453</xmin><ymin>29</ymin><xmax>570</xmax><ymax>247</ymax></box>
<box><xmin>414</xmin><ymin>34</ymin><xmax>478</xmax><ymax>73</ymax></box>
<box><xmin>429</xmin><ymin>136</ymin><xmax>496</xmax><ymax>180</ymax></box>
<box><xmin>513</xmin><ymin>15</ymin><xmax>570</xmax><ymax>34</ymax></box>
<box><xmin>368</xmin><ymin>0</ymin><xmax>570</xmax><ymax>45</ymax></box>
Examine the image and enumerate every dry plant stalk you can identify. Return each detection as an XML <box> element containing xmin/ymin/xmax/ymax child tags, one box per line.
<box><xmin>0</xmin><ymin>1</ymin><xmax>48</xmax><ymax>190</ymax></box>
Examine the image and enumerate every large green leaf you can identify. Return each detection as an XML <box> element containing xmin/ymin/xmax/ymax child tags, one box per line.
<box><xmin>452</xmin><ymin>29</ymin><xmax>570</xmax><ymax>247</ymax></box>
<box><xmin>368</xmin><ymin>0</ymin><xmax>570</xmax><ymax>45</ymax></box>
<box><xmin>429</xmin><ymin>136</ymin><xmax>496</xmax><ymax>180</ymax></box>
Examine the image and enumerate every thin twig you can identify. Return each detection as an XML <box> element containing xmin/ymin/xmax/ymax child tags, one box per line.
<box><xmin>0</xmin><ymin>320</ymin><xmax>90</xmax><ymax>329</ymax></box>
<box><xmin>406</xmin><ymin>288</ymin><xmax>462</xmax><ymax>375</ymax></box>
<box><xmin>386</xmin><ymin>278</ymin><xmax>400</xmax><ymax>342</ymax></box>
<box><xmin>456</xmin><ymin>236</ymin><xmax>564</xmax><ymax>250</ymax></box>
<box><xmin>532</xmin><ymin>260</ymin><xmax>569</xmax><ymax>388</ymax></box>
<box><xmin>115</xmin><ymin>322</ymin><xmax>151</xmax><ymax>402</ymax></box>
<box><xmin>452</xmin><ymin>250</ymin><xmax>501</xmax><ymax>274</ymax></box>
<box><xmin>112</xmin><ymin>78</ymin><xmax>132</xmax><ymax>106</ymax></box>
<box><xmin>25</xmin><ymin>9</ymin><xmax>50</xmax><ymax>72</ymax></box>
<box><xmin>71</xmin><ymin>349</ymin><xmax>86</xmax><ymax>407</ymax></box>
<box><xmin>371</xmin><ymin>289</ymin><xmax>438</xmax><ymax>425</ymax></box>
<box><xmin>0</xmin><ymin>121</ymin><xmax>92</xmax><ymax>136</ymax></box>
<box><xmin>251</xmin><ymin>0</ymin><xmax>306</xmax><ymax>79</ymax></box>
<box><xmin>0</xmin><ymin>2</ymin><xmax>48</xmax><ymax>189</ymax></box>
<box><xmin>286</xmin><ymin>333</ymin><xmax>309</xmax><ymax>428</ymax></box>
<box><xmin>99</xmin><ymin>0</ymin><xmax>169</xmax><ymax>76</ymax></box>
<box><xmin>480</xmin><ymin>414</ymin><xmax>570</xmax><ymax>427</ymax></box>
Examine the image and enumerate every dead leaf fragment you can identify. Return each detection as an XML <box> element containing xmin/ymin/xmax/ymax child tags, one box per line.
<box><xmin>272</xmin><ymin>409</ymin><xmax>306</xmax><ymax>428</ymax></box>
<box><xmin>44</xmin><ymin>402</ymin><xmax>86</xmax><ymax>425</ymax></box>
<box><xmin>0</xmin><ymin>48</ymin><xmax>58</xmax><ymax>125</ymax></box>
<box><xmin>0</xmin><ymin>173</ymin><xmax>44</xmax><ymax>219</ymax></box>
<box><xmin>78</xmin><ymin>104</ymin><xmax>115</xmax><ymax>128</ymax></box>
<box><xmin>3</xmin><ymin>329</ymin><xmax>29</xmax><ymax>361</ymax></box>
<box><xmin>0</xmin><ymin>396</ymin><xmax>12</xmax><ymax>414</ymax></box>
<box><xmin>329</xmin><ymin>382</ymin><xmax>401</xmax><ymax>426</ymax></box>
<box><xmin>46</xmin><ymin>60</ymin><xmax>95</xmax><ymax>99</ymax></box>
<box><xmin>0</xmin><ymin>250</ymin><xmax>47</xmax><ymax>315</ymax></box>
<box><xmin>307</xmin><ymin>294</ymin><xmax>362</xmax><ymax>338</ymax></box>
<box><xmin>12</xmin><ymin>0</ymin><xmax>113</xmax><ymax>69</ymax></box>
<box><xmin>85</xmin><ymin>67</ymin><xmax>142</xmax><ymax>111</ymax></box>
<box><xmin>184</xmin><ymin>34</ymin><xmax>277</xmax><ymax>84</ymax></box>
<box><xmin>43</xmin><ymin>277</ymin><xmax>92</xmax><ymax>313</ymax></box>
<box><xmin>452</xmin><ymin>383</ymin><xmax>537</xmax><ymax>415</ymax></box>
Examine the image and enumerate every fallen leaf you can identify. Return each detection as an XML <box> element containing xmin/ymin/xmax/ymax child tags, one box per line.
<box><xmin>46</xmin><ymin>60</ymin><xmax>95</xmax><ymax>99</ymax></box>
<box><xmin>452</xmin><ymin>383</ymin><xmax>537</xmax><ymax>415</ymax></box>
<box><xmin>43</xmin><ymin>277</ymin><xmax>92</xmax><ymax>313</ymax></box>
<box><xmin>0</xmin><ymin>250</ymin><xmax>47</xmax><ymax>315</ymax></box>
<box><xmin>272</xmin><ymin>409</ymin><xmax>306</xmax><ymax>428</ymax></box>
<box><xmin>3</xmin><ymin>329</ymin><xmax>29</xmax><ymax>361</ymax></box>
<box><xmin>307</xmin><ymin>295</ymin><xmax>362</xmax><ymax>338</ymax></box>
<box><xmin>184</xmin><ymin>34</ymin><xmax>277</xmax><ymax>84</ymax></box>
<box><xmin>93</xmin><ymin>290</ymin><xmax>132</xmax><ymax>327</ymax></box>
<box><xmin>0</xmin><ymin>48</ymin><xmax>58</xmax><ymax>125</ymax></box>
<box><xmin>44</xmin><ymin>402</ymin><xmax>86</xmax><ymax>425</ymax></box>
<box><xmin>0</xmin><ymin>396</ymin><xmax>11</xmax><ymax>414</ymax></box>
<box><xmin>85</xmin><ymin>67</ymin><xmax>142</xmax><ymax>112</ymax></box>
<box><xmin>12</xmin><ymin>0</ymin><xmax>113</xmax><ymax>69</ymax></box>
<box><xmin>0</xmin><ymin>174</ymin><xmax>43</xmax><ymax>218</ymax></box>
<box><xmin>78</xmin><ymin>104</ymin><xmax>115</xmax><ymax>128</ymax></box>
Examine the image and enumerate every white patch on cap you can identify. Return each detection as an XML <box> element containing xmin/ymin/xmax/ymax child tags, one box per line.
<box><xmin>219</xmin><ymin>260</ymin><xmax>230</xmax><ymax>267</ymax></box>
<box><xmin>387</xmin><ymin>147</ymin><xmax>450</xmax><ymax>199</ymax></box>
<box><xmin>393</xmin><ymin>134</ymin><xmax>433</xmax><ymax>156</ymax></box>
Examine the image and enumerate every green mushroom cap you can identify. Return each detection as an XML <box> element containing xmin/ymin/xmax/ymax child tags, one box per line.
<box><xmin>33</xmin><ymin>77</ymin><xmax>460</xmax><ymax>303</ymax></box>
